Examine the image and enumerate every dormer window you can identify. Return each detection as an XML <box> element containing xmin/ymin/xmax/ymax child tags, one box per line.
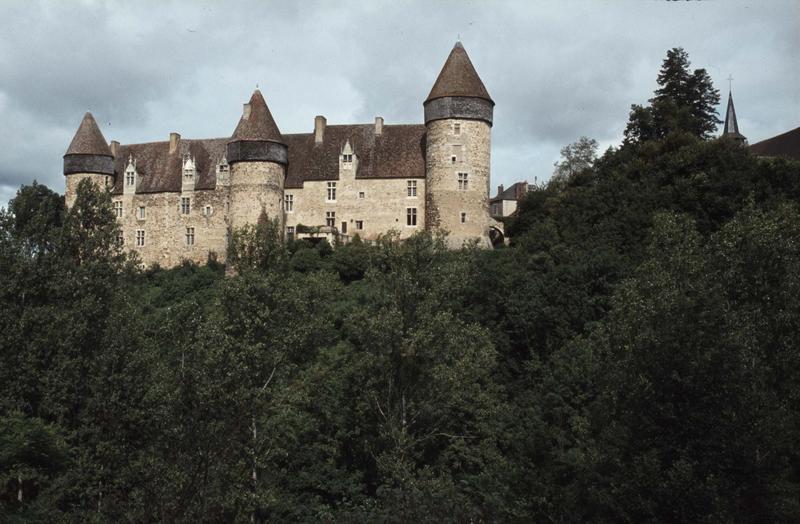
<box><xmin>183</xmin><ymin>154</ymin><xmax>197</xmax><ymax>182</ymax></box>
<box><xmin>343</xmin><ymin>154</ymin><xmax>353</xmax><ymax>163</ymax></box>
<box><xmin>341</xmin><ymin>140</ymin><xmax>355</xmax><ymax>170</ymax></box>
<box><xmin>124</xmin><ymin>154</ymin><xmax>136</xmax><ymax>186</ymax></box>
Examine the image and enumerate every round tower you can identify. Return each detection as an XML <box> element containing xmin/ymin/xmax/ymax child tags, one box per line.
<box><xmin>424</xmin><ymin>41</ymin><xmax>494</xmax><ymax>248</ymax></box>
<box><xmin>226</xmin><ymin>89</ymin><xmax>287</xmax><ymax>234</ymax></box>
<box><xmin>63</xmin><ymin>112</ymin><xmax>115</xmax><ymax>207</ymax></box>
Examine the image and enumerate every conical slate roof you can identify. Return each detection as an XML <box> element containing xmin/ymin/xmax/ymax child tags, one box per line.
<box><xmin>65</xmin><ymin>112</ymin><xmax>112</xmax><ymax>156</ymax></box>
<box><xmin>230</xmin><ymin>89</ymin><xmax>284</xmax><ymax>143</ymax></box>
<box><xmin>426</xmin><ymin>41</ymin><xmax>492</xmax><ymax>104</ymax></box>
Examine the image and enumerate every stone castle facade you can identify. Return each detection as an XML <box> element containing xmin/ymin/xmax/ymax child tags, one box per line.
<box><xmin>63</xmin><ymin>42</ymin><xmax>499</xmax><ymax>268</ymax></box>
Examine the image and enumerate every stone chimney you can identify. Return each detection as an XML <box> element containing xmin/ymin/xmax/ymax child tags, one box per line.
<box><xmin>497</xmin><ymin>184</ymin><xmax>504</xmax><ymax>196</ymax></box>
<box><xmin>169</xmin><ymin>132</ymin><xmax>180</xmax><ymax>154</ymax></box>
<box><xmin>242</xmin><ymin>103</ymin><xmax>252</xmax><ymax>119</ymax></box>
<box><xmin>314</xmin><ymin>115</ymin><xmax>326</xmax><ymax>144</ymax></box>
<box><xmin>375</xmin><ymin>116</ymin><xmax>384</xmax><ymax>136</ymax></box>
<box><xmin>110</xmin><ymin>140</ymin><xmax>119</xmax><ymax>158</ymax></box>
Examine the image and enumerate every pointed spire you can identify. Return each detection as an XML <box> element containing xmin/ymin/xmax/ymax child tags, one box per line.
<box><xmin>722</xmin><ymin>90</ymin><xmax>747</xmax><ymax>143</ymax></box>
<box><xmin>65</xmin><ymin>112</ymin><xmax>112</xmax><ymax>156</ymax></box>
<box><xmin>426</xmin><ymin>41</ymin><xmax>492</xmax><ymax>104</ymax></box>
<box><xmin>230</xmin><ymin>89</ymin><xmax>284</xmax><ymax>143</ymax></box>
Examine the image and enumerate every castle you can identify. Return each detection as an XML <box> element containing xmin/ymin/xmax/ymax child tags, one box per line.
<box><xmin>63</xmin><ymin>42</ymin><xmax>500</xmax><ymax>268</ymax></box>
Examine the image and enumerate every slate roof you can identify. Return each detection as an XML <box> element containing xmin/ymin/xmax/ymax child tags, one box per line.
<box><xmin>426</xmin><ymin>41</ymin><xmax>493</xmax><ymax>104</ymax></box>
<box><xmin>230</xmin><ymin>90</ymin><xmax>284</xmax><ymax>144</ymax></box>
<box><xmin>65</xmin><ymin>112</ymin><xmax>113</xmax><ymax>157</ymax></box>
<box><xmin>109</xmin><ymin>123</ymin><xmax>426</xmax><ymax>194</ymax></box>
<box><xmin>749</xmin><ymin>126</ymin><xmax>800</xmax><ymax>161</ymax></box>
<box><xmin>490</xmin><ymin>182</ymin><xmax>528</xmax><ymax>202</ymax></box>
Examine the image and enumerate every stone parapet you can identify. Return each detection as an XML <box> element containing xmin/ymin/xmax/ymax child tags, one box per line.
<box><xmin>424</xmin><ymin>96</ymin><xmax>494</xmax><ymax>126</ymax></box>
<box><xmin>226</xmin><ymin>140</ymin><xmax>288</xmax><ymax>165</ymax></box>
<box><xmin>63</xmin><ymin>154</ymin><xmax>115</xmax><ymax>176</ymax></box>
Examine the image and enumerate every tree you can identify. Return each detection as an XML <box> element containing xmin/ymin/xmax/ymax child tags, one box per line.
<box><xmin>551</xmin><ymin>136</ymin><xmax>599</xmax><ymax>190</ymax></box>
<box><xmin>625</xmin><ymin>48</ymin><xmax>721</xmax><ymax>142</ymax></box>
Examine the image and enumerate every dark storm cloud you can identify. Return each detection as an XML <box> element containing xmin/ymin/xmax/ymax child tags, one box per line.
<box><xmin>0</xmin><ymin>0</ymin><xmax>797</xmax><ymax>208</ymax></box>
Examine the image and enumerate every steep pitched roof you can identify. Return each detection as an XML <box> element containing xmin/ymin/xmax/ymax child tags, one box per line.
<box><xmin>749</xmin><ymin>126</ymin><xmax>800</xmax><ymax>161</ymax></box>
<box><xmin>490</xmin><ymin>182</ymin><xmax>528</xmax><ymax>203</ymax></box>
<box><xmin>722</xmin><ymin>91</ymin><xmax>746</xmax><ymax>140</ymax></box>
<box><xmin>65</xmin><ymin>112</ymin><xmax>113</xmax><ymax>156</ymax></box>
<box><xmin>426</xmin><ymin>41</ymin><xmax>493</xmax><ymax>104</ymax></box>
<box><xmin>110</xmin><ymin>123</ymin><xmax>426</xmax><ymax>194</ymax></box>
<box><xmin>230</xmin><ymin>89</ymin><xmax>284</xmax><ymax>143</ymax></box>
<box><xmin>111</xmin><ymin>138</ymin><xmax>226</xmax><ymax>194</ymax></box>
<box><xmin>284</xmin><ymin>124</ymin><xmax>426</xmax><ymax>188</ymax></box>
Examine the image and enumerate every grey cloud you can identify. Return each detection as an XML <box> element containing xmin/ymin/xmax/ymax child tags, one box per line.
<box><xmin>0</xmin><ymin>0</ymin><xmax>797</xmax><ymax>209</ymax></box>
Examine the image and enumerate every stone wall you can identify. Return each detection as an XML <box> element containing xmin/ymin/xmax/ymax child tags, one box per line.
<box><xmin>285</xmin><ymin>171</ymin><xmax>426</xmax><ymax>241</ymax></box>
<box><xmin>114</xmin><ymin>186</ymin><xmax>230</xmax><ymax>267</ymax></box>
<box><xmin>65</xmin><ymin>173</ymin><xmax>114</xmax><ymax>208</ymax></box>
<box><xmin>425</xmin><ymin>119</ymin><xmax>492</xmax><ymax>248</ymax></box>
<box><xmin>228</xmin><ymin>161</ymin><xmax>285</xmax><ymax>232</ymax></box>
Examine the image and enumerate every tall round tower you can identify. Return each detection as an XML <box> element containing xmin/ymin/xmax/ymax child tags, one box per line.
<box><xmin>226</xmin><ymin>89</ymin><xmax>287</xmax><ymax>234</ymax></box>
<box><xmin>424</xmin><ymin>41</ymin><xmax>494</xmax><ymax>248</ymax></box>
<box><xmin>63</xmin><ymin>112</ymin><xmax>115</xmax><ymax>207</ymax></box>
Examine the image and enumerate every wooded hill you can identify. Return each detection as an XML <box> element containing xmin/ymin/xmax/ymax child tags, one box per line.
<box><xmin>2</xmin><ymin>48</ymin><xmax>799</xmax><ymax>522</ymax></box>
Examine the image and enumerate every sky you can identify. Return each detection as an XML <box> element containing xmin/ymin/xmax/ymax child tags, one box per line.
<box><xmin>0</xmin><ymin>0</ymin><xmax>798</xmax><ymax>209</ymax></box>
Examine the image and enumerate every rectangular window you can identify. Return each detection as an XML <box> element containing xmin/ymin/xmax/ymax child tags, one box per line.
<box><xmin>355</xmin><ymin>220</ymin><xmax>364</xmax><ymax>231</ymax></box>
<box><xmin>116</xmin><ymin>232</ymin><xmax>124</xmax><ymax>246</ymax></box>
<box><xmin>458</xmin><ymin>172</ymin><xmax>469</xmax><ymax>191</ymax></box>
<box><xmin>204</xmin><ymin>205</ymin><xmax>212</xmax><ymax>216</ymax></box>
<box><xmin>126</xmin><ymin>171</ymin><xmax>135</xmax><ymax>186</ymax></box>
<box><xmin>451</xmin><ymin>155</ymin><xmax>457</xmax><ymax>163</ymax></box>
<box><xmin>138</xmin><ymin>206</ymin><xmax>146</xmax><ymax>219</ymax></box>
<box><xmin>185</xmin><ymin>227</ymin><xmax>195</xmax><ymax>246</ymax></box>
<box><xmin>407</xmin><ymin>180</ymin><xmax>417</xmax><ymax>197</ymax></box>
<box><xmin>358</xmin><ymin>191</ymin><xmax>365</xmax><ymax>199</ymax></box>
<box><xmin>327</xmin><ymin>182</ymin><xmax>337</xmax><ymax>202</ymax></box>
<box><xmin>181</xmin><ymin>197</ymin><xmax>190</xmax><ymax>215</ymax></box>
<box><xmin>341</xmin><ymin>221</ymin><xmax>347</xmax><ymax>234</ymax></box>
<box><xmin>135</xmin><ymin>230</ymin><xmax>145</xmax><ymax>247</ymax></box>
<box><xmin>461</xmin><ymin>212</ymin><xmax>467</xmax><ymax>223</ymax></box>
<box><xmin>406</xmin><ymin>207</ymin><xmax>417</xmax><ymax>227</ymax></box>
<box><xmin>113</xmin><ymin>201</ymin><xmax>123</xmax><ymax>218</ymax></box>
<box><xmin>326</xmin><ymin>211</ymin><xmax>335</xmax><ymax>227</ymax></box>
<box><xmin>284</xmin><ymin>194</ymin><xmax>294</xmax><ymax>212</ymax></box>
<box><xmin>453</xmin><ymin>122</ymin><xmax>461</xmax><ymax>135</ymax></box>
<box><xmin>286</xmin><ymin>226</ymin><xmax>295</xmax><ymax>242</ymax></box>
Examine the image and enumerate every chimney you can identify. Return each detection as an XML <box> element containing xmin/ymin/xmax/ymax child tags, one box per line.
<box><xmin>314</xmin><ymin>115</ymin><xmax>326</xmax><ymax>144</ymax></box>
<box><xmin>169</xmin><ymin>132</ymin><xmax>180</xmax><ymax>154</ymax></box>
<box><xmin>110</xmin><ymin>140</ymin><xmax>119</xmax><ymax>158</ymax></box>
<box><xmin>374</xmin><ymin>116</ymin><xmax>384</xmax><ymax>136</ymax></box>
<box><xmin>242</xmin><ymin>103</ymin><xmax>252</xmax><ymax>120</ymax></box>
<box><xmin>497</xmin><ymin>184</ymin><xmax>504</xmax><ymax>196</ymax></box>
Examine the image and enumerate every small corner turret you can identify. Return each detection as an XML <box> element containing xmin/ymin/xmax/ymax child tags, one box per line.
<box><xmin>63</xmin><ymin>112</ymin><xmax>115</xmax><ymax>207</ymax></box>
<box><xmin>63</xmin><ymin>112</ymin><xmax>114</xmax><ymax>176</ymax></box>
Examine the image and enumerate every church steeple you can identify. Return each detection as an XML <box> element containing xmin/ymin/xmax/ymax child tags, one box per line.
<box><xmin>722</xmin><ymin>90</ymin><xmax>747</xmax><ymax>144</ymax></box>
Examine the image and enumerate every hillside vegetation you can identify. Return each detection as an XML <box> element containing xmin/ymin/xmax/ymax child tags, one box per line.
<box><xmin>2</xmin><ymin>49</ymin><xmax>799</xmax><ymax>522</ymax></box>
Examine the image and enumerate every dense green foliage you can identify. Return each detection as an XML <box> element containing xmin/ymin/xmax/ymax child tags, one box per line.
<box><xmin>2</xmin><ymin>49</ymin><xmax>799</xmax><ymax>522</ymax></box>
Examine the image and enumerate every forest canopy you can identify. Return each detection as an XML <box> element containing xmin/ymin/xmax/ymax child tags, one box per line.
<box><xmin>1</xmin><ymin>48</ymin><xmax>799</xmax><ymax>523</ymax></box>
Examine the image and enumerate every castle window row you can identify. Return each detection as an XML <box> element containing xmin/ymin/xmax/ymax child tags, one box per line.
<box><xmin>112</xmin><ymin>200</ymin><xmax>214</xmax><ymax>219</ymax></box>
<box><xmin>130</xmin><ymin>228</ymin><xmax>197</xmax><ymax>248</ymax></box>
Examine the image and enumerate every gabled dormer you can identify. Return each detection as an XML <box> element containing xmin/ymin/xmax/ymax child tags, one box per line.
<box><xmin>182</xmin><ymin>153</ymin><xmax>197</xmax><ymax>192</ymax></box>
<box><xmin>216</xmin><ymin>154</ymin><xmax>230</xmax><ymax>186</ymax></box>
<box><xmin>339</xmin><ymin>139</ymin><xmax>358</xmax><ymax>177</ymax></box>
<box><xmin>123</xmin><ymin>154</ymin><xmax>138</xmax><ymax>195</ymax></box>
